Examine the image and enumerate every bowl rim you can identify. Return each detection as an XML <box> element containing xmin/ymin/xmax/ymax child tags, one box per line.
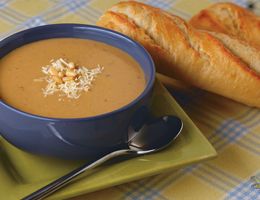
<box><xmin>0</xmin><ymin>24</ymin><xmax>155</xmax><ymax>122</ymax></box>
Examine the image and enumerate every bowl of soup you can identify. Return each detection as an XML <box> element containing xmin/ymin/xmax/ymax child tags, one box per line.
<box><xmin>0</xmin><ymin>24</ymin><xmax>155</xmax><ymax>159</ymax></box>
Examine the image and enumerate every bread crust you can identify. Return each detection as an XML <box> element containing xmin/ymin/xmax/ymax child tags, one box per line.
<box><xmin>97</xmin><ymin>1</ymin><xmax>260</xmax><ymax>108</ymax></box>
<box><xmin>190</xmin><ymin>2</ymin><xmax>260</xmax><ymax>47</ymax></box>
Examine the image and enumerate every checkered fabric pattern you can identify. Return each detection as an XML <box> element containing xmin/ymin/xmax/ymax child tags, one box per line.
<box><xmin>0</xmin><ymin>0</ymin><xmax>259</xmax><ymax>200</ymax></box>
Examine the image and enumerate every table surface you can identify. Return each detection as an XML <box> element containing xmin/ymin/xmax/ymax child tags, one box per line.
<box><xmin>0</xmin><ymin>0</ymin><xmax>259</xmax><ymax>200</ymax></box>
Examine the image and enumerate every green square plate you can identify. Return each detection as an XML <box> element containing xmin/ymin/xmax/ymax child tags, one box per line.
<box><xmin>0</xmin><ymin>80</ymin><xmax>217</xmax><ymax>200</ymax></box>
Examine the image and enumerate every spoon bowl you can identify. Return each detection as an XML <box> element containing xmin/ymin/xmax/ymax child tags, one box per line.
<box><xmin>129</xmin><ymin>116</ymin><xmax>183</xmax><ymax>153</ymax></box>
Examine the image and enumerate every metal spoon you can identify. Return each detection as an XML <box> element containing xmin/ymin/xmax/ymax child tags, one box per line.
<box><xmin>23</xmin><ymin>115</ymin><xmax>183</xmax><ymax>200</ymax></box>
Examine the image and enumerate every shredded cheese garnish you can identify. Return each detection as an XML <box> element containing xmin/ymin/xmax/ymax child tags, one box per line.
<box><xmin>35</xmin><ymin>58</ymin><xmax>104</xmax><ymax>99</ymax></box>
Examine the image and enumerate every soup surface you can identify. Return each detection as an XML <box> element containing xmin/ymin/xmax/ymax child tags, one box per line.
<box><xmin>0</xmin><ymin>38</ymin><xmax>145</xmax><ymax>118</ymax></box>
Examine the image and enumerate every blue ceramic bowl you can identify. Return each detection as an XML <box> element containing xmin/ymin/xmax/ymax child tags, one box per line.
<box><xmin>0</xmin><ymin>24</ymin><xmax>155</xmax><ymax>159</ymax></box>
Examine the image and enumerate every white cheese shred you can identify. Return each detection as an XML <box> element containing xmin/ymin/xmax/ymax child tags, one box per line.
<box><xmin>34</xmin><ymin>58</ymin><xmax>104</xmax><ymax>99</ymax></box>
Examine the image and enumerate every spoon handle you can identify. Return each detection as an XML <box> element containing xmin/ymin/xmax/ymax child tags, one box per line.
<box><xmin>22</xmin><ymin>149</ymin><xmax>131</xmax><ymax>200</ymax></box>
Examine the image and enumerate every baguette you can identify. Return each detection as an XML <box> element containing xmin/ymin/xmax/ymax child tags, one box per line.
<box><xmin>190</xmin><ymin>3</ymin><xmax>260</xmax><ymax>47</ymax></box>
<box><xmin>97</xmin><ymin>1</ymin><xmax>260</xmax><ymax>108</ymax></box>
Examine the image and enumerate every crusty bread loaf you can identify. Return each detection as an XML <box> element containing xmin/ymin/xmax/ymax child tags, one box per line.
<box><xmin>190</xmin><ymin>3</ymin><xmax>260</xmax><ymax>47</ymax></box>
<box><xmin>97</xmin><ymin>1</ymin><xmax>260</xmax><ymax>108</ymax></box>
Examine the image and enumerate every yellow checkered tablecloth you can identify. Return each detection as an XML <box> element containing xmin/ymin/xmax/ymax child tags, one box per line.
<box><xmin>0</xmin><ymin>0</ymin><xmax>259</xmax><ymax>199</ymax></box>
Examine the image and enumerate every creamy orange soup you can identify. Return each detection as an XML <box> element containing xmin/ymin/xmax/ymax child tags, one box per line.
<box><xmin>0</xmin><ymin>38</ymin><xmax>145</xmax><ymax>118</ymax></box>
